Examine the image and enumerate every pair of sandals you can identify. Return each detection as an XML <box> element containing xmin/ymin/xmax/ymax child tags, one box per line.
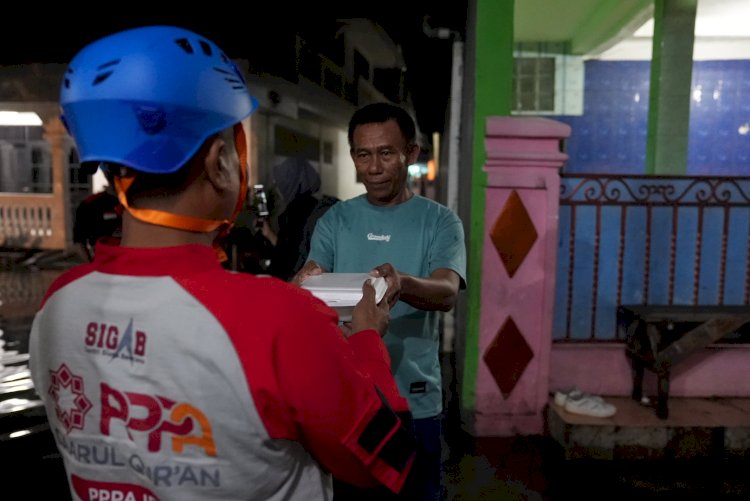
<box><xmin>554</xmin><ymin>387</ymin><xmax>617</xmax><ymax>418</ymax></box>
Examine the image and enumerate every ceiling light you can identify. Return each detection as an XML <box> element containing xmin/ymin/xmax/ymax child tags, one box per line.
<box><xmin>0</xmin><ymin>111</ymin><xmax>42</xmax><ymax>126</ymax></box>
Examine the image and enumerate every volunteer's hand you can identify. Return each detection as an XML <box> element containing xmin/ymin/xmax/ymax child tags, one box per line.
<box><xmin>370</xmin><ymin>263</ymin><xmax>401</xmax><ymax>308</ymax></box>
<box><xmin>347</xmin><ymin>279</ymin><xmax>390</xmax><ymax>338</ymax></box>
<box><xmin>291</xmin><ymin>260</ymin><xmax>325</xmax><ymax>286</ymax></box>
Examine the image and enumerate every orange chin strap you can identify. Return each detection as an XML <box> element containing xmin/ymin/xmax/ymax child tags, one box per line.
<box><xmin>113</xmin><ymin>122</ymin><xmax>249</xmax><ymax>262</ymax></box>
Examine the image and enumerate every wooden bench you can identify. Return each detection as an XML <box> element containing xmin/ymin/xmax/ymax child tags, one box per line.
<box><xmin>617</xmin><ymin>304</ymin><xmax>750</xmax><ymax>419</ymax></box>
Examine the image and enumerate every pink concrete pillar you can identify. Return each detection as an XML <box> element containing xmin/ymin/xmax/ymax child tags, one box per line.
<box><xmin>475</xmin><ymin>116</ymin><xmax>570</xmax><ymax>436</ymax></box>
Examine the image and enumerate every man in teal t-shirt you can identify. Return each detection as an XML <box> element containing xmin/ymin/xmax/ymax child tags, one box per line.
<box><xmin>295</xmin><ymin>103</ymin><xmax>467</xmax><ymax>501</ymax></box>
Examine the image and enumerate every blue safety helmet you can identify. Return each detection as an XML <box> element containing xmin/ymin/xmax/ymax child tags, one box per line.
<box><xmin>60</xmin><ymin>25</ymin><xmax>258</xmax><ymax>174</ymax></box>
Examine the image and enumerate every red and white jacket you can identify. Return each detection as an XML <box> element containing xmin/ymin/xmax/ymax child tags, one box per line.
<box><xmin>29</xmin><ymin>243</ymin><xmax>414</xmax><ymax>501</ymax></box>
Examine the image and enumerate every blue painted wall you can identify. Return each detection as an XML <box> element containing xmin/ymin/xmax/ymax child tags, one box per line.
<box><xmin>554</xmin><ymin>60</ymin><xmax>750</xmax><ymax>176</ymax></box>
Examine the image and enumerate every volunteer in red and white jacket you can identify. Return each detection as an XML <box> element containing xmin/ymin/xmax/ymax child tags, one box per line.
<box><xmin>29</xmin><ymin>25</ymin><xmax>415</xmax><ymax>501</ymax></box>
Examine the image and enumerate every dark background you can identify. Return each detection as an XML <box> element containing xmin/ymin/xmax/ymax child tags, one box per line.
<box><xmin>0</xmin><ymin>4</ymin><xmax>468</xmax><ymax>135</ymax></box>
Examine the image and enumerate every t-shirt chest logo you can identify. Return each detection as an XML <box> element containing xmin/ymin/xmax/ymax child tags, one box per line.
<box><xmin>367</xmin><ymin>233</ymin><xmax>391</xmax><ymax>242</ymax></box>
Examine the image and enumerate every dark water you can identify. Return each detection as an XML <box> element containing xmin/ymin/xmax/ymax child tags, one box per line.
<box><xmin>0</xmin><ymin>252</ymin><xmax>72</xmax><ymax>498</ymax></box>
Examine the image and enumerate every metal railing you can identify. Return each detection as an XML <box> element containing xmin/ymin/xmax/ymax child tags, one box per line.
<box><xmin>553</xmin><ymin>174</ymin><xmax>750</xmax><ymax>341</ymax></box>
<box><xmin>0</xmin><ymin>194</ymin><xmax>63</xmax><ymax>250</ymax></box>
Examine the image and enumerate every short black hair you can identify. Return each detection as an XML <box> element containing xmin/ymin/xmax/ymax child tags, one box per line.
<box><xmin>347</xmin><ymin>102</ymin><xmax>417</xmax><ymax>148</ymax></box>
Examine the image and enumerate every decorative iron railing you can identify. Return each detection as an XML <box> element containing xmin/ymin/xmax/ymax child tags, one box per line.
<box><xmin>554</xmin><ymin>174</ymin><xmax>750</xmax><ymax>341</ymax></box>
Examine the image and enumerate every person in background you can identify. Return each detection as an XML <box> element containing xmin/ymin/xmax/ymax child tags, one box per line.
<box><xmin>260</xmin><ymin>156</ymin><xmax>338</xmax><ymax>281</ymax></box>
<box><xmin>293</xmin><ymin>102</ymin><xmax>467</xmax><ymax>501</ymax></box>
<box><xmin>72</xmin><ymin>167</ymin><xmax>121</xmax><ymax>262</ymax></box>
<box><xmin>29</xmin><ymin>26</ymin><xmax>415</xmax><ymax>501</ymax></box>
<box><xmin>221</xmin><ymin>189</ymin><xmax>275</xmax><ymax>274</ymax></box>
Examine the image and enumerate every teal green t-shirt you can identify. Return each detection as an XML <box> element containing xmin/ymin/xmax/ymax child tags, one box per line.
<box><xmin>308</xmin><ymin>194</ymin><xmax>467</xmax><ymax>419</ymax></box>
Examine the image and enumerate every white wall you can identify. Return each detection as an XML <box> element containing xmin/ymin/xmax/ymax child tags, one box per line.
<box><xmin>92</xmin><ymin>169</ymin><xmax>108</xmax><ymax>193</ymax></box>
<box><xmin>332</xmin><ymin>129</ymin><xmax>366</xmax><ymax>201</ymax></box>
<box><xmin>594</xmin><ymin>0</ymin><xmax>750</xmax><ymax>61</ymax></box>
<box><xmin>596</xmin><ymin>37</ymin><xmax>750</xmax><ymax>61</ymax></box>
<box><xmin>259</xmin><ymin>114</ymin><xmax>364</xmax><ymax>203</ymax></box>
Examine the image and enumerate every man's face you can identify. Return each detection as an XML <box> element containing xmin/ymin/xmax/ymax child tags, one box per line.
<box><xmin>351</xmin><ymin>119</ymin><xmax>419</xmax><ymax>206</ymax></box>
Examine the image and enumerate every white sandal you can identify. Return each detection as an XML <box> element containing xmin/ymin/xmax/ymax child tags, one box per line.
<box><xmin>553</xmin><ymin>387</ymin><xmax>603</xmax><ymax>407</ymax></box>
<box><xmin>563</xmin><ymin>392</ymin><xmax>616</xmax><ymax>418</ymax></box>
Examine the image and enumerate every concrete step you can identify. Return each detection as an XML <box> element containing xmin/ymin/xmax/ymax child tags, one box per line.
<box><xmin>547</xmin><ymin>396</ymin><xmax>750</xmax><ymax>460</ymax></box>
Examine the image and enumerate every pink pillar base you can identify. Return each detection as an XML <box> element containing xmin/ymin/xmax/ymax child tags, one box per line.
<box><xmin>473</xmin><ymin>117</ymin><xmax>570</xmax><ymax>436</ymax></box>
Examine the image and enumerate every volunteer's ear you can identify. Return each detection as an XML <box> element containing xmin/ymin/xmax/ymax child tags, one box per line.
<box><xmin>204</xmin><ymin>136</ymin><xmax>232</xmax><ymax>191</ymax></box>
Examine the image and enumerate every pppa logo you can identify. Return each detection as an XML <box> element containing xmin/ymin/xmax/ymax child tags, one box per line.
<box><xmin>84</xmin><ymin>319</ymin><xmax>147</xmax><ymax>363</ymax></box>
<box><xmin>48</xmin><ymin>363</ymin><xmax>93</xmax><ymax>433</ymax></box>
<box><xmin>101</xmin><ymin>383</ymin><xmax>217</xmax><ymax>457</ymax></box>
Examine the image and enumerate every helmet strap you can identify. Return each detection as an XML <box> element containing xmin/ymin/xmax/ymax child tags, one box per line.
<box><xmin>114</xmin><ymin>175</ymin><xmax>229</xmax><ymax>233</ymax></box>
<box><xmin>112</xmin><ymin>121</ymin><xmax>250</xmax><ymax>263</ymax></box>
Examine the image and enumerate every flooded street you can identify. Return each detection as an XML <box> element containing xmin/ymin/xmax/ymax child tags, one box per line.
<box><xmin>0</xmin><ymin>251</ymin><xmax>78</xmax><ymax>498</ymax></box>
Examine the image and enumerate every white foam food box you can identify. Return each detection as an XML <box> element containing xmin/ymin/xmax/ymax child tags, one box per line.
<box><xmin>301</xmin><ymin>273</ymin><xmax>388</xmax><ymax>322</ymax></box>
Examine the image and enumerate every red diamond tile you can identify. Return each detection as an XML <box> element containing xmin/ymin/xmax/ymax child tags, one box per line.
<box><xmin>482</xmin><ymin>316</ymin><xmax>534</xmax><ymax>398</ymax></box>
<box><xmin>490</xmin><ymin>190</ymin><xmax>538</xmax><ymax>278</ymax></box>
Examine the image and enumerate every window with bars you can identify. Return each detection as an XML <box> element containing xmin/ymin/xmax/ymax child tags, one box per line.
<box><xmin>513</xmin><ymin>57</ymin><xmax>556</xmax><ymax>113</ymax></box>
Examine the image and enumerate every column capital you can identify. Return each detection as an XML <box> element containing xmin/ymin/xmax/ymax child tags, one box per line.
<box><xmin>484</xmin><ymin>116</ymin><xmax>570</xmax><ymax>170</ymax></box>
